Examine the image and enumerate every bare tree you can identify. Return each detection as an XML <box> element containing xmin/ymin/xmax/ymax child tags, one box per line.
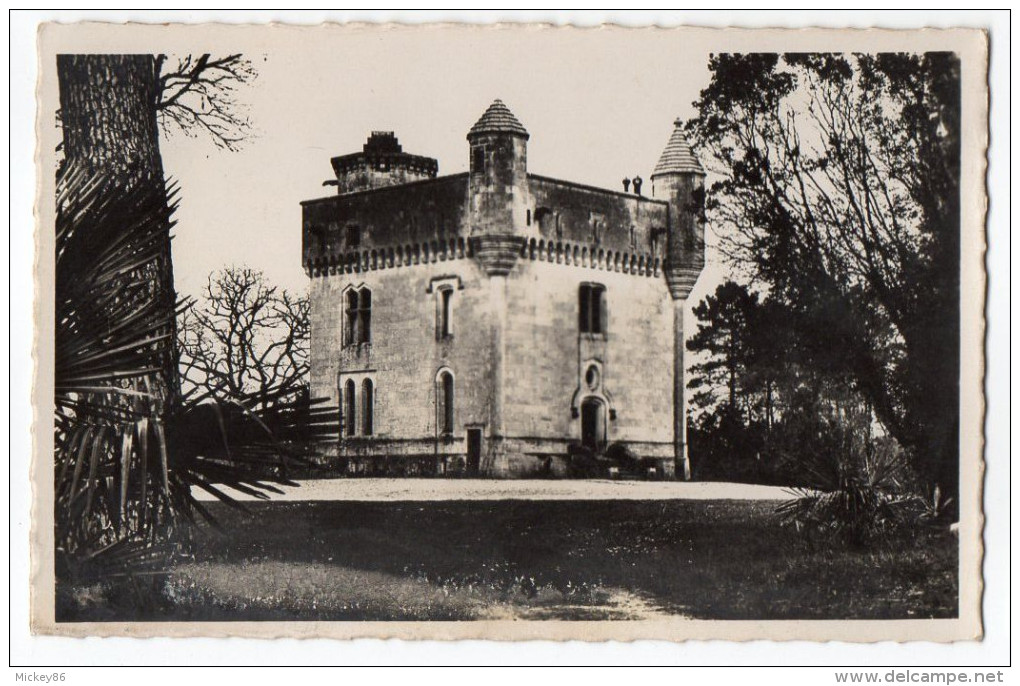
<box><xmin>179</xmin><ymin>267</ymin><xmax>309</xmax><ymax>409</ymax></box>
<box><xmin>155</xmin><ymin>53</ymin><xmax>256</xmax><ymax>151</ymax></box>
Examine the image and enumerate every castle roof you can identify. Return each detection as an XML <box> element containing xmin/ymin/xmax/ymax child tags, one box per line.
<box><xmin>651</xmin><ymin>119</ymin><xmax>705</xmax><ymax>177</ymax></box>
<box><xmin>468</xmin><ymin>99</ymin><xmax>529</xmax><ymax>139</ymax></box>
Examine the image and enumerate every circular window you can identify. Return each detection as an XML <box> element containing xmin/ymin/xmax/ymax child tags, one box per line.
<box><xmin>585</xmin><ymin>365</ymin><xmax>600</xmax><ymax>390</ymax></box>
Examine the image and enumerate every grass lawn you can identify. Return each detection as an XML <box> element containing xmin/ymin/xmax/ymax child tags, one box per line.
<box><xmin>61</xmin><ymin>499</ymin><xmax>957</xmax><ymax>622</ymax></box>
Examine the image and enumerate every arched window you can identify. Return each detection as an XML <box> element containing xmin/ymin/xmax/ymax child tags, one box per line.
<box><xmin>362</xmin><ymin>379</ymin><xmax>374</xmax><ymax>436</ymax></box>
<box><xmin>579</xmin><ymin>283</ymin><xmax>607</xmax><ymax>335</ymax></box>
<box><xmin>437</xmin><ymin>371</ymin><xmax>454</xmax><ymax>436</ymax></box>
<box><xmin>358</xmin><ymin>288</ymin><xmax>372</xmax><ymax>344</ymax></box>
<box><xmin>344</xmin><ymin>287</ymin><xmax>372</xmax><ymax>346</ymax></box>
<box><xmin>344</xmin><ymin>290</ymin><xmax>359</xmax><ymax>346</ymax></box>
<box><xmin>343</xmin><ymin>379</ymin><xmax>356</xmax><ymax>437</ymax></box>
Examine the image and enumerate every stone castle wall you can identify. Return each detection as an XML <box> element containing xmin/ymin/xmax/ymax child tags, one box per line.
<box><xmin>309</xmin><ymin>247</ymin><xmax>675</xmax><ymax>476</ymax></box>
<box><xmin>503</xmin><ymin>259</ymin><xmax>675</xmax><ymax>471</ymax></box>
<box><xmin>310</xmin><ymin>254</ymin><xmax>493</xmax><ymax>430</ymax></box>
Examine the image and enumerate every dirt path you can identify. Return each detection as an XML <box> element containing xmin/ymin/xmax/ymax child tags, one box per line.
<box><xmin>194</xmin><ymin>478</ymin><xmax>791</xmax><ymax>502</ymax></box>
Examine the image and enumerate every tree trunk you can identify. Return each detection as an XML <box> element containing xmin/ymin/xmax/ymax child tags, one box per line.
<box><xmin>57</xmin><ymin>54</ymin><xmax>180</xmax><ymax>410</ymax></box>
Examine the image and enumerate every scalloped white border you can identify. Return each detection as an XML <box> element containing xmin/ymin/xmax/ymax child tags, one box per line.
<box><xmin>20</xmin><ymin>17</ymin><xmax>991</xmax><ymax>651</ymax></box>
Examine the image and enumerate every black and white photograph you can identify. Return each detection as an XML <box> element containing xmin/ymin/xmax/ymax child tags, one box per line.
<box><xmin>23</xmin><ymin>18</ymin><xmax>991</xmax><ymax>650</ymax></box>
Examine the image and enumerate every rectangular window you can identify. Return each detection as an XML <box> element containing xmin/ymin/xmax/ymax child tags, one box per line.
<box><xmin>346</xmin><ymin>224</ymin><xmax>361</xmax><ymax>248</ymax></box>
<box><xmin>430</xmin><ymin>277</ymin><xmax>460</xmax><ymax>340</ymax></box>
<box><xmin>471</xmin><ymin>146</ymin><xmax>485</xmax><ymax>174</ymax></box>
<box><xmin>579</xmin><ymin>285</ymin><xmax>591</xmax><ymax>332</ymax></box>
<box><xmin>579</xmin><ymin>283</ymin><xmax>606</xmax><ymax>335</ymax></box>
<box><xmin>440</xmin><ymin>288</ymin><xmax>453</xmax><ymax>338</ymax></box>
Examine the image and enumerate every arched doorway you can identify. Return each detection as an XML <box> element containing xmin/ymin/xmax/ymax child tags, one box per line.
<box><xmin>581</xmin><ymin>396</ymin><xmax>606</xmax><ymax>450</ymax></box>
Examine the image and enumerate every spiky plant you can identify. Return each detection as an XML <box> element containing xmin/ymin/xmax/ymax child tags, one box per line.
<box><xmin>776</xmin><ymin>429</ymin><xmax>919</xmax><ymax>547</ymax></box>
<box><xmin>55</xmin><ymin>161</ymin><xmax>336</xmax><ymax>589</ymax></box>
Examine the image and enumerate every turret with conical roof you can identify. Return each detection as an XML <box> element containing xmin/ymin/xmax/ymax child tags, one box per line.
<box><xmin>651</xmin><ymin>118</ymin><xmax>707</xmax><ymax>483</ymax></box>
<box><xmin>652</xmin><ymin>118</ymin><xmax>706</xmax><ymax>301</ymax></box>
<box><xmin>467</xmin><ymin>99</ymin><xmax>531</xmax><ymax>276</ymax></box>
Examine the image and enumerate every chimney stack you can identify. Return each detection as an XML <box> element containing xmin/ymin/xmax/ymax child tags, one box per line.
<box><xmin>622</xmin><ymin>177</ymin><xmax>631</xmax><ymax>193</ymax></box>
<box><xmin>632</xmin><ymin>176</ymin><xmax>643</xmax><ymax>196</ymax></box>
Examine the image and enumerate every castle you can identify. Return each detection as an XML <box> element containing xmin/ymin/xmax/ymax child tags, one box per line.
<box><xmin>301</xmin><ymin>100</ymin><xmax>705</xmax><ymax>478</ymax></box>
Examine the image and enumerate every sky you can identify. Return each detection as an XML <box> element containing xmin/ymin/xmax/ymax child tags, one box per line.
<box><xmin>157</xmin><ymin>25</ymin><xmax>719</xmax><ymax>300</ymax></box>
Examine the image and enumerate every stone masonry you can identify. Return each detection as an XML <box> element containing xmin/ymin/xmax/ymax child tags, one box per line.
<box><xmin>301</xmin><ymin>100</ymin><xmax>705</xmax><ymax>478</ymax></box>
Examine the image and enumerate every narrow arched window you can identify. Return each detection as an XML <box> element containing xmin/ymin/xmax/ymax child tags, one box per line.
<box><xmin>358</xmin><ymin>288</ymin><xmax>372</xmax><ymax>343</ymax></box>
<box><xmin>343</xmin><ymin>379</ymin><xmax>356</xmax><ymax>437</ymax></box>
<box><xmin>362</xmin><ymin>379</ymin><xmax>374</xmax><ymax>436</ymax></box>
<box><xmin>437</xmin><ymin>371</ymin><xmax>454</xmax><ymax>435</ymax></box>
<box><xmin>344</xmin><ymin>289</ymin><xmax>359</xmax><ymax>346</ymax></box>
<box><xmin>578</xmin><ymin>283</ymin><xmax>607</xmax><ymax>335</ymax></box>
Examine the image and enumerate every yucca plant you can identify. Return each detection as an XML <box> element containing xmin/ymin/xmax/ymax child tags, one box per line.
<box><xmin>54</xmin><ymin>55</ymin><xmax>337</xmax><ymax>610</ymax></box>
<box><xmin>55</xmin><ymin>139</ymin><xmax>336</xmax><ymax>592</ymax></box>
<box><xmin>777</xmin><ymin>426</ymin><xmax>919</xmax><ymax>547</ymax></box>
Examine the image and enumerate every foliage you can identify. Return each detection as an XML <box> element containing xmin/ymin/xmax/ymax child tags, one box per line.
<box><xmin>687</xmin><ymin>281</ymin><xmax>758</xmax><ymax>414</ymax></box>
<box><xmin>55</xmin><ymin>152</ymin><xmax>180</xmax><ymax>577</ymax></box>
<box><xmin>686</xmin><ymin>53</ymin><xmax>961</xmax><ymax>501</ymax></box>
<box><xmin>178</xmin><ymin>267</ymin><xmax>309</xmax><ymax>408</ymax></box>
<box><xmin>54</xmin><ymin>166</ymin><xmax>335</xmax><ymax>579</ymax></box>
<box><xmin>777</xmin><ymin>433</ymin><xmax>920</xmax><ymax>547</ymax></box>
<box><xmin>54</xmin><ymin>53</ymin><xmax>336</xmax><ymax>587</ymax></box>
<box><xmin>686</xmin><ymin>280</ymin><xmax>877</xmax><ymax>487</ymax></box>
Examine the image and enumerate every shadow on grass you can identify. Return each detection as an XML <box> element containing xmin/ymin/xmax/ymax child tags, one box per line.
<box><xmin>58</xmin><ymin>499</ymin><xmax>957</xmax><ymax>622</ymax></box>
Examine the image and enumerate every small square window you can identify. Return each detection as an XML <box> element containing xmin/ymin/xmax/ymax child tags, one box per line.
<box><xmin>346</xmin><ymin>225</ymin><xmax>361</xmax><ymax>248</ymax></box>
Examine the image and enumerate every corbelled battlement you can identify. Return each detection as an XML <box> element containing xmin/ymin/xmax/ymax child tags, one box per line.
<box><xmin>301</xmin><ymin>171</ymin><xmax>670</xmax><ymax>277</ymax></box>
<box><xmin>303</xmin><ymin>230</ymin><xmax>663</xmax><ymax>282</ymax></box>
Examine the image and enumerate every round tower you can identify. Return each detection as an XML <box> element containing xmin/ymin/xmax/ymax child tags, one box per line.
<box><xmin>466</xmin><ymin>99</ymin><xmax>531</xmax><ymax>276</ymax></box>
<box><xmin>464</xmin><ymin>100</ymin><xmax>531</xmax><ymax>475</ymax></box>
<box><xmin>651</xmin><ymin>118</ymin><xmax>707</xmax><ymax>481</ymax></box>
